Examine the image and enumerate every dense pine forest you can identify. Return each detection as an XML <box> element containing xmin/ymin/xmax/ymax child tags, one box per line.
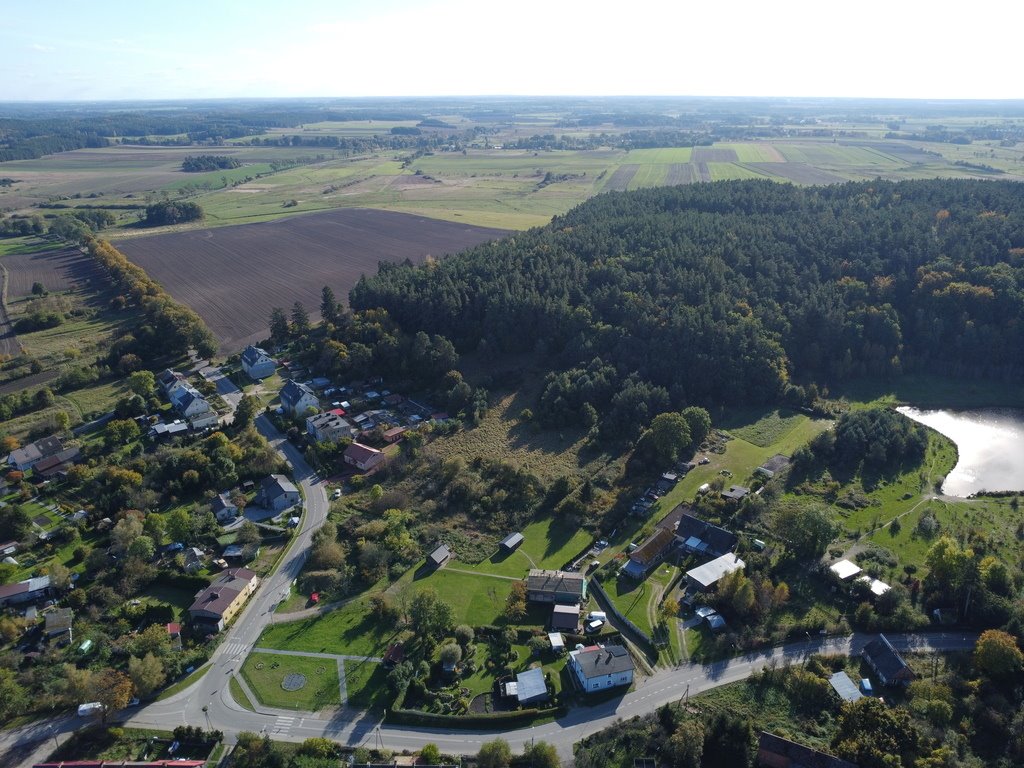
<box><xmin>352</xmin><ymin>179</ymin><xmax>1024</xmax><ymax>433</ymax></box>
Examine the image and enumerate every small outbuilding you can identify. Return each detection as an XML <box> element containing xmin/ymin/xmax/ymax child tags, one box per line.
<box><xmin>427</xmin><ymin>543</ymin><xmax>451</xmax><ymax>570</ymax></box>
<box><xmin>828</xmin><ymin>671</ymin><xmax>864</xmax><ymax>703</ymax></box>
<box><xmin>685</xmin><ymin>553</ymin><xmax>745</xmax><ymax>591</ymax></box>
<box><xmin>830</xmin><ymin>559</ymin><xmax>862</xmax><ymax>581</ymax></box>
<box><xmin>550</xmin><ymin>603</ymin><xmax>580</xmax><ymax>632</ymax></box>
<box><xmin>548</xmin><ymin>632</ymin><xmax>565</xmax><ymax>653</ymax></box>
<box><xmin>499</xmin><ymin>532</ymin><xmax>524</xmax><ymax>553</ymax></box>
<box><xmin>515</xmin><ymin>667</ymin><xmax>549</xmax><ymax>705</ymax></box>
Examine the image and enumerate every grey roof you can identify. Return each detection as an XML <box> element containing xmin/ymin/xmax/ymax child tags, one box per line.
<box><xmin>686</xmin><ymin>553</ymin><xmax>745</xmax><ymax>589</ymax></box>
<box><xmin>552</xmin><ymin>603</ymin><xmax>579</xmax><ymax>615</ymax></box>
<box><xmin>722</xmin><ymin>485</ymin><xmax>750</xmax><ymax>501</ymax></box>
<box><xmin>499</xmin><ymin>532</ymin><xmax>524</xmax><ymax>550</ymax></box>
<box><xmin>675</xmin><ymin>513</ymin><xmax>737</xmax><ymax>556</ymax></box>
<box><xmin>527</xmin><ymin>569</ymin><xmax>586</xmax><ymax>598</ymax></box>
<box><xmin>573</xmin><ymin>644</ymin><xmax>634</xmax><ymax>679</ymax></box>
<box><xmin>515</xmin><ymin>667</ymin><xmax>547</xmax><ymax>703</ymax></box>
<box><xmin>760</xmin><ymin>453</ymin><xmax>791</xmax><ymax>474</ymax></box>
<box><xmin>863</xmin><ymin>634</ymin><xmax>913</xmax><ymax>682</ymax></box>
<box><xmin>758</xmin><ymin>732</ymin><xmax>858</xmax><ymax>768</ymax></box>
<box><xmin>429</xmin><ymin>544</ymin><xmax>451</xmax><ymax>565</ymax></box>
<box><xmin>45</xmin><ymin>607</ymin><xmax>74</xmax><ymax>632</ymax></box>
<box><xmin>241</xmin><ymin>345</ymin><xmax>272</xmax><ymax>366</ymax></box>
<box><xmin>828</xmin><ymin>671</ymin><xmax>863</xmax><ymax>703</ymax></box>
<box><xmin>261</xmin><ymin>473</ymin><xmax>298</xmax><ymax>500</ymax></box>
<box><xmin>281</xmin><ymin>379</ymin><xmax>316</xmax><ymax>408</ymax></box>
<box><xmin>211</xmin><ymin>492</ymin><xmax>235</xmax><ymax>512</ymax></box>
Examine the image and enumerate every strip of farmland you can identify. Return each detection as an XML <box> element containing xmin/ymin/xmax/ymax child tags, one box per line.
<box><xmin>116</xmin><ymin>208</ymin><xmax>507</xmax><ymax>352</ymax></box>
<box><xmin>748</xmin><ymin>162</ymin><xmax>847</xmax><ymax>185</ymax></box>
<box><xmin>604</xmin><ymin>164</ymin><xmax>640</xmax><ymax>191</ymax></box>
<box><xmin>691</xmin><ymin>147</ymin><xmax>739</xmax><ymax>163</ymax></box>
<box><xmin>665</xmin><ymin>164</ymin><xmax>695</xmax><ymax>185</ymax></box>
<box><xmin>3</xmin><ymin>245</ymin><xmax>101</xmax><ymax>297</ymax></box>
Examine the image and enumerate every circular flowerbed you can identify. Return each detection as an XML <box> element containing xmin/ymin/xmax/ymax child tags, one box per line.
<box><xmin>281</xmin><ymin>673</ymin><xmax>307</xmax><ymax>691</ymax></box>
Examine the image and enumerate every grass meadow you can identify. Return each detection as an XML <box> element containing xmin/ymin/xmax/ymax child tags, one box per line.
<box><xmin>240</xmin><ymin>652</ymin><xmax>341</xmax><ymax>710</ymax></box>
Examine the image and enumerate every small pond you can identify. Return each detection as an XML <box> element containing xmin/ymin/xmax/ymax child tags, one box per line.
<box><xmin>896</xmin><ymin>407</ymin><xmax>1024</xmax><ymax>497</ymax></box>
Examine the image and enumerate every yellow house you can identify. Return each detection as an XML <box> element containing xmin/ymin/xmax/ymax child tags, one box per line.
<box><xmin>188</xmin><ymin>567</ymin><xmax>259</xmax><ymax>633</ymax></box>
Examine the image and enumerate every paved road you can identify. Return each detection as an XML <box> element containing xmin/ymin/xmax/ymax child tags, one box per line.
<box><xmin>116</xmin><ymin>631</ymin><xmax>975</xmax><ymax>763</ymax></box>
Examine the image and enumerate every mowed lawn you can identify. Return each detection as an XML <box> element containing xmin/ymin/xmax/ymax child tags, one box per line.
<box><xmin>412</xmin><ymin>569</ymin><xmax>514</xmax><ymax>626</ymax></box>
<box><xmin>257</xmin><ymin>597</ymin><xmax>398</xmax><ymax>656</ymax></box>
<box><xmin>240</xmin><ymin>652</ymin><xmax>340</xmax><ymax>711</ymax></box>
<box><xmin>344</xmin><ymin>660</ymin><xmax>390</xmax><ymax>710</ymax></box>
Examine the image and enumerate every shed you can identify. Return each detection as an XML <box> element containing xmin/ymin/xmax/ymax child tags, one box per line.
<box><xmin>828</xmin><ymin>670</ymin><xmax>863</xmax><ymax>703</ymax></box>
<box><xmin>499</xmin><ymin>532</ymin><xmax>524</xmax><ymax>553</ymax></box>
<box><xmin>515</xmin><ymin>667</ymin><xmax>549</xmax><ymax>705</ymax></box>
<box><xmin>706</xmin><ymin>613</ymin><xmax>726</xmax><ymax>632</ymax></box>
<box><xmin>548</xmin><ymin>632</ymin><xmax>565</xmax><ymax>653</ymax></box>
<box><xmin>428</xmin><ymin>544</ymin><xmax>451</xmax><ymax>570</ymax></box>
<box><xmin>550</xmin><ymin>603</ymin><xmax>580</xmax><ymax>631</ymax></box>
<box><xmin>829</xmin><ymin>559</ymin><xmax>862</xmax><ymax>581</ymax></box>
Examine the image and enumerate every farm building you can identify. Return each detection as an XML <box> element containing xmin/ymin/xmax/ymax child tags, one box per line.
<box><xmin>188</xmin><ymin>567</ymin><xmax>259</xmax><ymax>633</ymax></box>
<box><xmin>343</xmin><ymin>442</ymin><xmax>385</xmax><ymax>472</ymax></box>
<box><xmin>514</xmin><ymin>667</ymin><xmax>549</xmax><ymax>705</ymax></box>
<box><xmin>550</xmin><ymin>603</ymin><xmax>580</xmax><ymax>631</ymax></box>
<box><xmin>241</xmin><ymin>345</ymin><xmax>276</xmax><ymax>380</ymax></box>
<box><xmin>829</xmin><ymin>559</ymin><xmax>862</xmax><ymax>581</ymax></box>
<box><xmin>828</xmin><ymin>671</ymin><xmax>863</xmax><ymax>703</ymax></box>
<box><xmin>256</xmin><ymin>474</ymin><xmax>300</xmax><ymax>510</ymax></box>
<box><xmin>427</xmin><ymin>544</ymin><xmax>451</xmax><ymax>570</ymax></box>
<box><xmin>382</xmin><ymin>426</ymin><xmax>407</xmax><ymax>443</ymax></box>
<box><xmin>622</xmin><ymin>526</ymin><xmax>676</xmax><ymax>579</ymax></box>
<box><xmin>33</xmin><ymin>447</ymin><xmax>81</xmax><ymax>479</ymax></box>
<box><xmin>280</xmin><ymin>380</ymin><xmax>319</xmax><ymax>416</ymax></box>
<box><xmin>685</xmin><ymin>553</ymin><xmax>745</xmax><ymax>591</ymax></box>
<box><xmin>675</xmin><ymin>513</ymin><xmax>737</xmax><ymax>558</ymax></box>
<box><xmin>862</xmin><ymin>634</ymin><xmax>915</xmax><ymax>686</ymax></box>
<box><xmin>757</xmin><ymin>732</ymin><xmax>857</xmax><ymax>768</ymax></box>
<box><xmin>0</xmin><ymin>575</ymin><xmax>51</xmax><ymax>608</ymax></box>
<box><xmin>7</xmin><ymin>435</ymin><xmax>63</xmax><ymax>471</ymax></box>
<box><xmin>212</xmin><ymin>492</ymin><xmax>239</xmax><ymax>524</ymax></box>
<box><xmin>149</xmin><ymin>420</ymin><xmax>189</xmax><ymax>439</ymax></box>
<box><xmin>499</xmin><ymin>532</ymin><xmax>524</xmax><ymax>553</ymax></box>
<box><xmin>307</xmin><ymin>410</ymin><xmax>356</xmax><ymax>443</ymax></box>
<box><xmin>527</xmin><ymin>569</ymin><xmax>587</xmax><ymax>604</ymax></box>
<box><xmin>721</xmin><ymin>485</ymin><xmax>750</xmax><ymax>502</ymax></box>
<box><xmin>569</xmin><ymin>644</ymin><xmax>635</xmax><ymax>693</ymax></box>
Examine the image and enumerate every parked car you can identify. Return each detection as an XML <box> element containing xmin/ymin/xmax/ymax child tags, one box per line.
<box><xmin>77</xmin><ymin>702</ymin><xmax>104</xmax><ymax>717</ymax></box>
<box><xmin>585</xmin><ymin>619</ymin><xmax>605</xmax><ymax>633</ymax></box>
<box><xmin>699</xmin><ymin>457</ymin><xmax>710</xmax><ymax>465</ymax></box>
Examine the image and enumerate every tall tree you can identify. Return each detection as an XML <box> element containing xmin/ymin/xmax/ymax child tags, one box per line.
<box><xmin>320</xmin><ymin>285</ymin><xmax>340</xmax><ymax>326</ymax></box>
<box><xmin>291</xmin><ymin>301</ymin><xmax>311</xmax><ymax>336</ymax></box>
<box><xmin>268</xmin><ymin>307</ymin><xmax>289</xmax><ymax>342</ymax></box>
<box><xmin>128</xmin><ymin>652</ymin><xmax>166</xmax><ymax>698</ymax></box>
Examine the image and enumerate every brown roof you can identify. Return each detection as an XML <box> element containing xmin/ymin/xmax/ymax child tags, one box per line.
<box><xmin>344</xmin><ymin>442</ymin><xmax>382</xmax><ymax>463</ymax></box>
<box><xmin>0</xmin><ymin>581</ymin><xmax>29</xmax><ymax>600</ymax></box>
<box><xmin>629</xmin><ymin>526</ymin><xmax>676</xmax><ymax>566</ymax></box>
<box><xmin>757</xmin><ymin>732</ymin><xmax>857</xmax><ymax>768</ymax></box>
<box><xmin>189</xmin><ymin>568</ymin><xmax>256</xmax><ymax>617</ymax></box>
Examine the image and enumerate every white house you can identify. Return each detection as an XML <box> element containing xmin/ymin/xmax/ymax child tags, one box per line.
<box><xmin>280</xmin><ymin>380</ymin><xmax>319</xmax><ymax>416</ymax></box>
<box><xmin>307</xmin><ymin>410</ymin><xmax>356</xmax><ymax>443</ymax></box>
<box><xmin>569</xmin><ymin>644</ymin><xmax>634</xmax><ymax>693</ymax></box>
<box><xmin>343</xmin><ymin>442</ymin><xmax>385</xmax><ymax>472</ymax></box>
<box><xmin>212</xmin><ymin>492</ymin><xmax>239</xmax><ymax>524</ymax></box>
<box><xmin>172</xmin><ymin>386</ymin><xmax>212</xmax><ymax>418</ymax></box>
<box><xmin>241</xmin><ymin>346</ymin><xmax>276</xmax><ymax>380</ymax></box>
<box><xmin>256</xmin><ymin>474</ymin><xmax>301</xmax><ymax>511</ymax></box>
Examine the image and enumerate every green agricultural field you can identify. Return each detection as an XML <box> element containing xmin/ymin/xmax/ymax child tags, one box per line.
<box><xmin>628</xmin><ymin>164</ymin><xmax>668</xmax><ymax>188</ymax></box>
<box><xmin>624</xmin><ymin>148</ymin><xmax>693</xmax><ymax>164</ymax></box>
<box><xmin>240</xmin><ymin>652</ymin><xmax>341</xmax><ymax>711</ymax></box>
<box><xmin>257</xmin><ymin>597</ymin><xmax>397</xmax><ymax>656</ymax></box>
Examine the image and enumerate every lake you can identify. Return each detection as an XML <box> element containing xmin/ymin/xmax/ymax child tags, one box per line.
<box><xmin>896</xmin><ymin>407</ymin><xmax>1024</xmax><ymax>497</ymax></box>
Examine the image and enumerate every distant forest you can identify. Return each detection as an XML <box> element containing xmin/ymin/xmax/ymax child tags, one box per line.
<box><xmin>352</xmin><ymin>179</ymin><xmax>1024</xmax><ymax>434</ymax></box>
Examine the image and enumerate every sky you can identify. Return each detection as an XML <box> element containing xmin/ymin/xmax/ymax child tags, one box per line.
<box><xmin>1</xmin><ymin>0</ymin><xmax>1021</xmax><ymax>102</ymax></box>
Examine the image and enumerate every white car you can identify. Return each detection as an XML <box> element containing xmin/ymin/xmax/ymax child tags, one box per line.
<box><xmin>331</xmin><ymin>489</ymin><xmax>342</xmax><ymax>499</ymax></box>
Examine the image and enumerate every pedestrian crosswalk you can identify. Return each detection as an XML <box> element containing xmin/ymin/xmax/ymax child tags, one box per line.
<box><xmin>222</xmin><ymin>641</ymin><xmax>247</xmax><ymax>658</ymax></box>
<box><xmin>273</xmin><ymin>715</ymin><xmax>294</xmax><ymax>734</ymax></box>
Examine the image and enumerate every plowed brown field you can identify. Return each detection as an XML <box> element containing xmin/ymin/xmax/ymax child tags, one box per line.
<box><xmin>116</xmin><ymin>208</ymin><xmax>507</xmax><ymax>352</ymax></box>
